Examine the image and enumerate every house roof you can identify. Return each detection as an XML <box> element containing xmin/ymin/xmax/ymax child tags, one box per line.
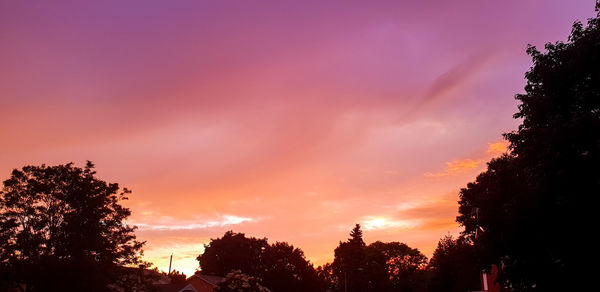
<box><xmin>193</xmin><ymin>274</ymin><xmax>225</xmax><ymax>286</ymax></box>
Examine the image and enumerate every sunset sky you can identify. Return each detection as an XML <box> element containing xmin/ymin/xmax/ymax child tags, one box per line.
<box><xmin>1</xmin><ymin>0</ymin><xmax>597</xmax><ymax>276</ymax></box>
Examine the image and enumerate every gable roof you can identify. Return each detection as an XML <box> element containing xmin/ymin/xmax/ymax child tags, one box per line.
<box><xmin>193</xmin><ymin>274</ymin><xmax>225</xmax><ymax>286</ymax></box>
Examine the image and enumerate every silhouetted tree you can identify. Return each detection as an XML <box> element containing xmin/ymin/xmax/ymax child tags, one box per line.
<box><xmin>316</xmin><ymin>263</ymin><xmax>336</xmax><ymax>291</ymax></box>
<box><xmin>261</xmin><ymin>242</ymin><xmax>321</xmax><ymax>292</ymax></box>
<box><xmin>365</xmin><ymin>241</ymin><xmax>428</xmax><ymax>292</ymax></box>
<box><xmin>198</xmin><ymin>231</ymin><xmax>268</xmax><ymax>277</ymax></box>
<box><xmin>0</xmin><ymin>162</ymin><xmax>147</xmax><ymax>291</ymax></box>
<box><xmin>427</xmin><ymin>235</ymin><xmax>480</xmax><ymax>292</ymax></box>
<box><xmin>197</xmin><ymin>231</ymin><xmax>323</xmax><ymax>292</ymax></box>
<box><xmin>457</xmin><ymin>155</ymin><xmax>523</xmax><ymax>286</ymax></box>
<box><xmin>167</xmin><ymin>270</ymin><xmax>187</xmax><ymax>284</ymax></box>
<box><xmin>328</xmin><ymin>225</ymin><xmax>428</xmax><ymax>292</ymax></box>
<box><xmin>332</xmin><ymin>224</ymin><xmax>368</xmax><ymax>292</ymax></box>
<box><xmin>458</xmin><ymin>3</ymin><xmax>600</xmax><ymax>290</ymax></box>
<box><xmin>348</xmin><ymin>224</ymin><xmax>364</xmax><ymax>246</ymax></box>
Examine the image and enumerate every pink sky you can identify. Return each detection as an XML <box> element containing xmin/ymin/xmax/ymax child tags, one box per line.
<box><xmin>1</xmin><ymin>0</ymin><xmax>597</xmax><ymax>276</ymax></box>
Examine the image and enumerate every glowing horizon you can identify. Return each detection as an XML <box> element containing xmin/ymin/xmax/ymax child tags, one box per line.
<box><xmin>1</xmin><ymin>0</ymin><xmax>597</xmax><ymax>276</ymax></box>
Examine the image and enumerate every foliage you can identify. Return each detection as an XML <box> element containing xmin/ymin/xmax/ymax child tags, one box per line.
<box><xmin>261</xmin><ymin>242</ymin><xmax>322</xmax><ymax>292</ymax></box>
<box><xmin>0</xmin><ymin>162</ymin><xmax>147</xmax><ymax>291</ymax></box>
<box><xmin>457</xmin><ymin>155</ymin><xmax>523</xmax><ymax>282</ymax></box>
<box><xmin>457</xmin><ymin>4</ymin><xmax>600</xmax><ymax>290</ymax></box>
<box><xmin>214</xmin><ymin>270</ymin><xmax>271</xmax><ymax>292</ymax></box>
<box><xmin>348</xmin><ymin>224</ymin><xmax>364</xmax><ymax>246</ymax></box>
<box><xmin>198</xmin><ymin>231</ymin><xmax>268</xmax><ymax>277</ymax></box>
<box><xmin>197</xmin><ymin>231</ymin><xmax>322</xmax><ymax>292</ymax></box>
<box><xmin>332</xmin><ymin>224</ymin><xmax>368</xmax><ymax>292</ymax></box>
<box><xmin>365</xmin><ymin>241</ymin><xmax>428</xmax><ymax>292</ymax></box>
<box><xmin>167</xmin><ymin>269</ymin><xmax>187</xmax><ymax>284</ymax></box>
<box><xmin>427</xmin><ymin>235</ymin><xmax>480</xmax><ymax>292</ymax></box>
<box><xmin>111</xmin><ymin>266</ymin><xmax>161</xmax><ymax>292</ymax></box>
<box><xmin>316</xmin><ymin>263</ymin><xmax>336</xmax><ymax>291</ymax></box>
<box><xmin>328</xmin><ymin>225</ymin><xmax>428</xmax><ymax>292</ymax></box>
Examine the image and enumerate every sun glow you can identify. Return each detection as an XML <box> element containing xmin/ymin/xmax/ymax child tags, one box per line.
<box><xmin>362</xmin><ymin>216</ymin><xmax>419</xmax><ymax>231</ymax></box>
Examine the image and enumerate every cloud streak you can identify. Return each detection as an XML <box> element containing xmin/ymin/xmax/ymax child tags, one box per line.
<box><xmin>424</xmin><ymin>140</ymin><xmax>510</xmax><ymax>177</ymax></box>
<box><xmin>133</xmin><ymin>215</ymin><xmax>255</xmax><ymax>231</ymax></box>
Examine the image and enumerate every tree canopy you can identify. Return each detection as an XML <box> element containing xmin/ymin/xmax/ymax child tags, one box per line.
<box><xmin>197</xmin><ymin>231</ymin><xmax>322</xmax><ymax>292</ymax></box>
<box><xmin>364</xmin><ymin>241</ymin><xmax>428</xmax><ymax>292</ymax></box>
<box><xmin>197</xmin><ymin>231</ymin><xmax>268</xmax><ymax>277</ymax></box>
<box><xmin>332</xmin><ymin>224</ymin><xmax>369</xmax><ymax>292</ymax></box>
<box><xmin>0</xmin><ymin>162</ymin><xmax>146</xmax><ymax>291</ymax></box>
<box><xmin>329</xmin><ymin>224</ymin><xmax>428</xmax><ymax>292</ymax></box>
<box><xmin>427</xmin><ymin>235</ymin><xmax>480</xmax><ymax>292</ymax></box>
<box><xmin>457</xmin><ymin>4</ymin><xmax>600</xmax><ymax>290</ymax></box>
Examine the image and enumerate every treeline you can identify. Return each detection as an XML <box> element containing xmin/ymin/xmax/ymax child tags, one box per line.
<box><xmin>199</xmin><ymin>225</ymin><xmax>480</xmax><ymax>292</ymax></box>
<box><xmin>0</xmin><ymin>162</ymin><xmax>154</xmax><ymax>292</ymax></box>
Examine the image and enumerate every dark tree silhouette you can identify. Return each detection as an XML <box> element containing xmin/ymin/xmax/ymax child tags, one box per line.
<box><xmin>198</xmin><ymin>231</ymin><xmax>268</xmax><ymax>277</ymax></box>
<box><xmin>457</xmin><ymin>155</ymin><xmax>523</xmax><ymax>285</ymax></box>
<box><xmin>167</xmin><ymin>269</ymin><xmax>187</xmax><ymax>284</ymax></box>
<box><xmin>0</xmin><ymin>162</ymin><xmax>147</xmax><ymax>291</ymax></box>
<box><xmin>348</xmin><ymin>224</ymin><xmax>365</xmax><ymax>246</ymax></box>
<box><xmin>365</xmin><ymin>241</ymin><xmax>428</xmax><ymax>292</ymax></box>
<box><xmin>316</xmin><ymin>263</ymin><xmax>336</xmax><ymax>291</ymax></box>
<box><xmin>458</xmin><ymin>3</ymin><xmax>600</xmax><ymax>290</ymax></box>
<box><xmin>197</xmin><ymin>231</ymin><xmax>323</xmax><ymax>292</ymax></box>
<box><xmin>427</xmin><ymin>235</ymin><xmax>480</xmax><ymax>292</ymax></box>
<box><xmin>327</xmin><ymin>225</ymin><xmax>428</xmax><ymax>292</ymax></box>
<box><xmin>332</xmin><ymin>224</ymin><xmax>368</xmax><ymax>292</ymax></box>
<box><xmin>261</xmin><ymin>242</ymin><xmax>321</xmax><ymax>292</ymax></box>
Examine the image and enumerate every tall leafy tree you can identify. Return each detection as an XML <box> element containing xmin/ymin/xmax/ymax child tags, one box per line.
<box><xmin>197</xmin><ymin>231</ymin><xmax>323</xmax><ymax>292</ymax></box>
<box><xmin>427</xmin><ymin>236</ymin><xmax>480</xmax><ymax>292</ymax></box>
<box><xmin>458</xmin><ymin>3</ymin><xmax>600</xmax><ymax>289</ymax></box>
<box><xmin>316</xmin><ymin>263</ymin><xmax>336</xmax><ymax>291</ymax></box>
<box><xmin>365</xmin><ymin>241</ymin><xmax>428</xmax><ymax>292</ymax></box>
<box><xmin>0</xmin><ymin>162</ymin><xmax>146</xmax><ymax>291</ymax></box>
<box><xmin>328</xmin><ymin>225</ymin><xmax>428</xmax><ymax>292</ymax></box>
<box><xmin>198</xmin><ymin>231</ymin><xmax>268</xmax><ymax>277</ymax></box>
<box><xmin>332</xmin><ymin>224</ymin><xmax>368</xmax><ymax>292</ymax></box>
<box><xmin>261</xmin><ymin>242</ymin><xmax>321</xmax><ymax>292</ymax></box>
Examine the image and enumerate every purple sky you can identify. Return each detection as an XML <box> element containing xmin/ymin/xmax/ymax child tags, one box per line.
<box><xmin>1</xmin><ymin>0</ymin><xmax>597</xmax><ymax>275</ymax></box>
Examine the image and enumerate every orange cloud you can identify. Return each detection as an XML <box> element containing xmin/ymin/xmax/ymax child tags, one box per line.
<box><xmin>361</xmin><ymin>216</ymin><xmax>421</xmax><ymax>231</ymax></box>
<box><xmin>133</xmin><ymin>215</ymin><xmax>255</xmax><ymax>231</ymax></box>
<box><xmin>425</xmin><ymin>140</ymin><xmax>509</xmax><ymax>177</ymax></box>
<box><xmin>486</xmin><ymin>140</ymin><xmax>509</xmax><ymax>156</ymax></box>
<box><xmin>424</xmin><ymin>159</ymin><xmax>483</xmax><ymax>177</ymax></box>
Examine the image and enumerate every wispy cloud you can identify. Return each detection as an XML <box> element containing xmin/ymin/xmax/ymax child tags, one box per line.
<box><xmin>361</xmin><ymin>216</ymin><xmax>421</xmax><ymax>231</ymax></box>
<box><xmin>486</xmin><ymin>140</ymin><xmax>509</xmax><ymax>156</ymax></box>
<box><xmin>134</xmin><ymin>215</ymin><xmax>255</xmax><ymax>231</ymax></box>
<box><xmin>424</xmin><ymin>158</ymin><xmax>482</xmax><ymax>177</ymax></box>
<box><xmin>424</xmin><ymin>51</ymin><xmax>496</xmax><ymax>105</ymax></box>
<box><xmin>424</xmin><ymin>140</ymin><xmax>509</xmax><ymax>177</ymax></box>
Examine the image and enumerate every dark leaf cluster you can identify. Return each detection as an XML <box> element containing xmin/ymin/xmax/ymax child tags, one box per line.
<box><xmin>456</xmin><ymin>3</ymin><xmax>600</xmax><ymax>290</ymax></box>
<box><xmin>329</xmin><ymin>224</ymin><xmax>429</xmax><ymax>292</ymax></box>
<box><xmin>197</xmin><ymin>231</ymin><xmax>322</xmax><ymax>292</ymax></box>
<box><xmin>0</xmin><ymin>162</ymin><xmax>147</xmax><ymax>291</ymax></box>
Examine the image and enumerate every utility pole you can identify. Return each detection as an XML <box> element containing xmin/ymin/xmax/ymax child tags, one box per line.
<box><xmin>168</xmin><ymin>253</ymin><xmax>173</xmax><ymax>274</ymax></box>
